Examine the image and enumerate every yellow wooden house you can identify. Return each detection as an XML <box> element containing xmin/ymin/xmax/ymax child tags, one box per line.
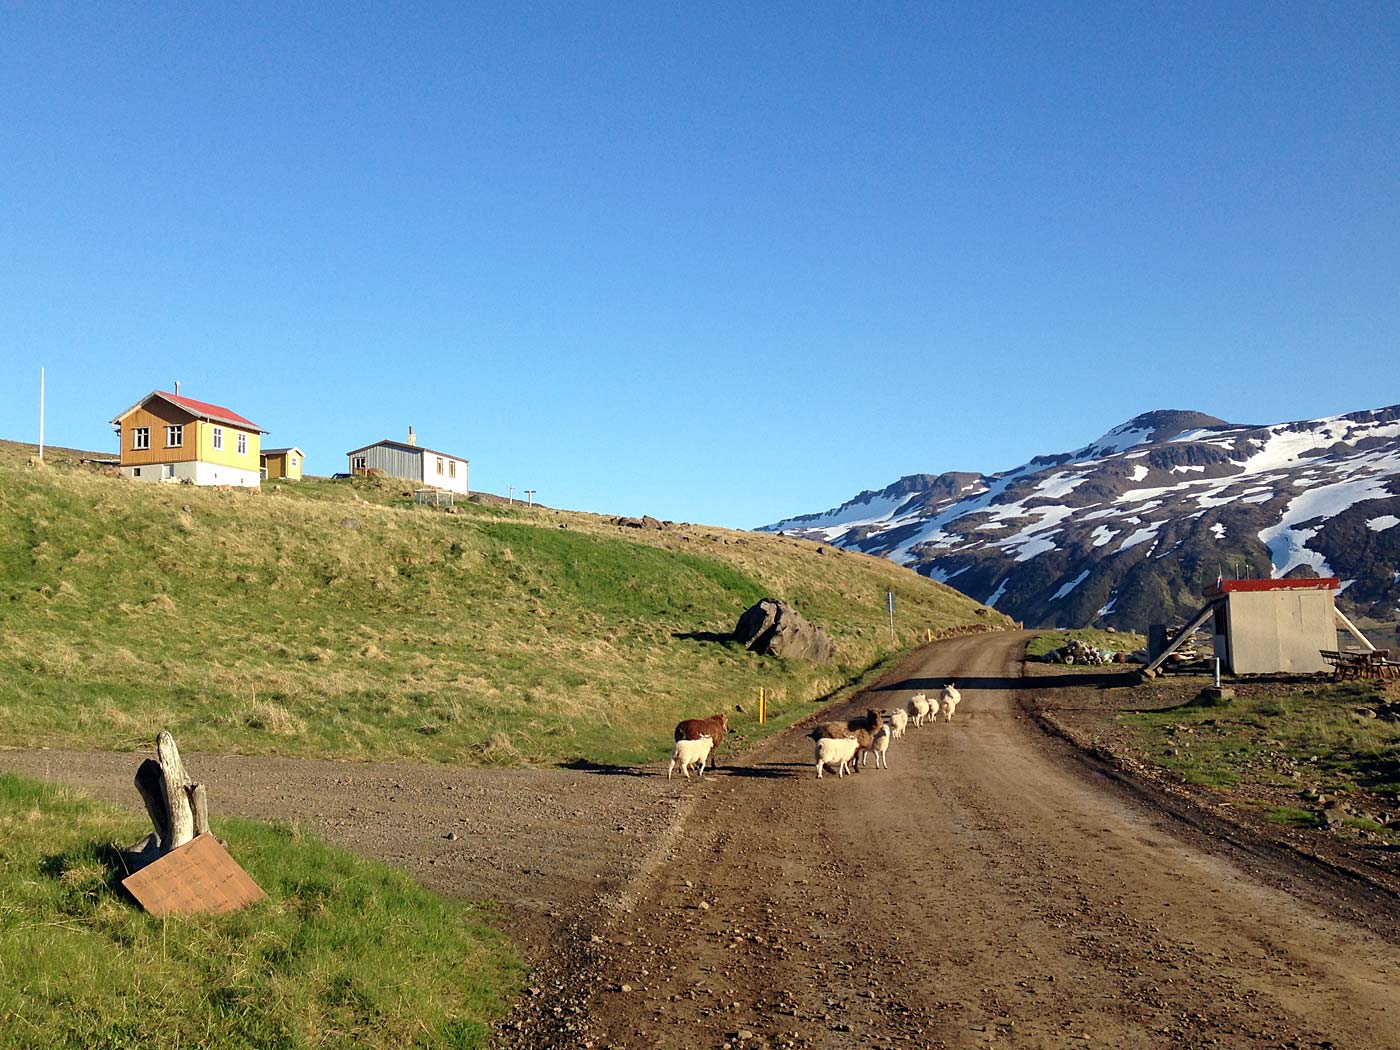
<box><xmin>111</xmin><ymin>389</ymin><xmax>266</xmax><ymax>487</ymax></box>
<box><xmin>261</xmin><ymin>447</ymin><xmax>305</xmax><ymax>481</ymax></box>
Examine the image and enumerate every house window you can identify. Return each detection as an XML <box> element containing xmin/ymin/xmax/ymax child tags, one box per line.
<box><xmin>448</xmin><ymin>461</ymin><xmax>456</xmax><ymax>479</ymax></box>
<box><xmin>212</xmin><ymin>426</ymin><xmax>224</xmax><ymax>451</ymax></box>
<box><xmin>436</xmin><ymin>457</ymin><xmax>444</xmax><ymax>475</ymax></box>
<box><xmin>291</xmin><ymin>456</ymin><xmax>298</xmax><ymax>467</ymax></box>
<box><xmin>166</xmin><ymin>425</ymin><xmax>183</xmax><ymax>448</ymax></box>
<box><xmin>162</xmin><ymin>463</ymin><xmax>175</xmax><ymax>480</ymax></box>
<box><xmin>352</xmin><ymin>456</ymin><xmax>367</xmax><ymax>472</ymax></box>
<box><xmin>133</xmin><ymin>427</ymin><xmax>150</xmax><ymax>450</ymax></box>
<box><xmin>237</xmin><ymin>433</ymin><xmax>247</xmax><ymax>455</ymax></box>
<box><xmin>132</xmin><ymin>466</ymin><xmax>142</xmax><ymax>477</ymax></box>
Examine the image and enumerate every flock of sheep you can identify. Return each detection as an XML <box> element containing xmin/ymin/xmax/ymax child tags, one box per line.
<box><xmin>666</xmin><ymin>683</ymin><xmax>962</xmax><ymax>780</ymax></box>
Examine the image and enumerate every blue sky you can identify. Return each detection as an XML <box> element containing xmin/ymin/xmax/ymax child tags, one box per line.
<box><xmin>2</xmin><ymin>3</ymin><xmax>1396</xmax><ymax>527</ymax></box>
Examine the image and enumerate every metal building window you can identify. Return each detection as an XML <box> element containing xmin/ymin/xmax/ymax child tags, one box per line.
<box><xmin>133</xmin><ymin>427</ymin><xmax>150</xmax><ymax>450</ymax></box>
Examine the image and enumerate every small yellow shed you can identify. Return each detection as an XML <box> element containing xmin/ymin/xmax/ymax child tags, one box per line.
<box><xmin>261</xmin><ymin>447</ymin><xmax>305</xmax><ymax>481</ymax></box>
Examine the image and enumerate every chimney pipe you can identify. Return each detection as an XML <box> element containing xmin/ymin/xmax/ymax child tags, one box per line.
<box><xmin>175</xmin><ymin>380</ymin><xmax>181</xmax><ymax>396</ymax></box>
<box><xmin>407</xmin><ymin>426</ymin><xmax>416</xmax><ymax>447</ymax></box>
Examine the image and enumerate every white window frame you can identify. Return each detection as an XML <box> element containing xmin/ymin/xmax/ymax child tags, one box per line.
<box><xmin>237</xmin><ymin>432</ymin><xmax>247</xmax><ymax>455</ymax></box>
<box><xmin>162</xmin><ymin>463</ymin><xmax>175</xmax><ymax>480</ymax></box>
<box><xmin>352</xmin><ymin>455</ymin><xmax>367</xmax><ymax>472</ymax></box>
<box><xmin>436</xmin><ymin>457</ymin><xmax>444</xmax><ymax>476</ymax></box>
<box><xmin>212</xmin><ymin>426</ymin><xmax>224</xmax><ymax>451</ymax></box>
<box><xmin>166</xmin><ymin>424</ymin><xmax>183</xmax><ymax>448</ymax></box>
<box><xmin>133</xmin><ymin>427</ymin><xmax>150</xmax><ymax>450</ymax></box>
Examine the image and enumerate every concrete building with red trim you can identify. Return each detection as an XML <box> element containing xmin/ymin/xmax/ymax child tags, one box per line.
<box><xmin>1204</xmin><ymin>578</ymin><xmax>1343</xmax><ymax>675</ymax></box>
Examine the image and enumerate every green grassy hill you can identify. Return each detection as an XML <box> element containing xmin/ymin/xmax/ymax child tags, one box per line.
<box><xmin>0</xmin><ymin>441</ymin><xmax>1009</xmax><ymax>765</ymax></box>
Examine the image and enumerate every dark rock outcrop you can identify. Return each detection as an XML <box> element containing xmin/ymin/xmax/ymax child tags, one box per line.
<box><xmin>734</xmin><ymin>599</ymin><xmax>835</xmax><ymax>663</ymax></box>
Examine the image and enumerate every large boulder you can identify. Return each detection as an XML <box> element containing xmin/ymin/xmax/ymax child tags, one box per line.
<box><xmin>734</xmin><ymin>598</ymin><xmax>835</xmax><ymax>663</ymax></box>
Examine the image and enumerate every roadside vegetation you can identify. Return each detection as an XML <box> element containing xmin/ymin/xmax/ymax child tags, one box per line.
<box><xmin>0</xmin><ymin>443</ymin><xmax>1006</xmax><ymax>765</ymax></box>
<box><xmin>0</xmin><ymin>773</ymin><xmax>520</xmax><ymax>1049</ymax></box>
<box><xmin>1118</xmin><ymin>679</ymin><xmax>1400</xmax><ymax>846</ymax></box>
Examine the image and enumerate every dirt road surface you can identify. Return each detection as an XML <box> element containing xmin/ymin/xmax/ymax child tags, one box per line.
<box><xmin>515</xmin><ymin>631</ymin><xmax>1400</xmax><ymax>1049</ymax></box>
<box><xmin>7</xmin><ymin>631</ymin><xmax>1400</xmax><ymax>1048</ymax></box>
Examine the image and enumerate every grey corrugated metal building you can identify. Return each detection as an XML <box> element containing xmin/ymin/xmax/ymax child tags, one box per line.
<box><xmin>346</xmin><ymin>427</ymin><xmax>470</xmax><ymax>495</ymax></box>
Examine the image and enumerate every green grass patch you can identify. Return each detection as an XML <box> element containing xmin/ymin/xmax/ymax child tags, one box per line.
<box><xmin>0</xmin><ymin>446</ymin><xmax>1007</xmax><ymax>765</ymax></box>
<box><xmin>0</xmin><ymin>773</ymin><xmax>520</xmax><ymax>1049</ymax></box>
<box><xmin>1262</xmin><ymin>805</ymin><xmax>1322</xmax><ymax>828</ymax></box>
<box><xmin>1120</xmin><ymin>683</ymin><xmax>1400</xmax><ymax>806</ymax></box>
<box><xmin>1026</xmin><ymin>628</ymin><xmax>1145</xmax><ymax>659</ymax></box>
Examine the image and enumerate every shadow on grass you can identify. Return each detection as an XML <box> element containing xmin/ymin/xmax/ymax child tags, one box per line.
<box><xmin>671</xmin><ymin>631</ymin><xmax>740</xmax><ymax>645</ymax></box>
<box><xmin>40</xmin><ymin>841</ymin><xmax>133</xmax><ymax>896</ymax></box>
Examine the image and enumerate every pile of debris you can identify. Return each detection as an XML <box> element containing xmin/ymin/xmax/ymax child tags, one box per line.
<box><xmin>1042</xmin><ymin>637</ymin><xmax>1116</xmax><ymax>665</ymax></box>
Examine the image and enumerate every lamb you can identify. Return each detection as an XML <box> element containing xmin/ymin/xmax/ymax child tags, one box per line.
<box><xmin>674</xmin><ymin>713</ymin><xmax>729</xmax><ymax>770</ymax></box>
<box><xmin>863</xmin><ymin>724</ymin><xmax>891</xmax><ymax>768</ymax></box>
<box><xmin>908</xmin><ymin>693</ymin><xmax>932</xmax><ymax>728</ymax></box>
<box><xmin>848</xmin><ymin>726</ymin><xmax>876</xmax><ymax>771</ymax></box>
<box><xmin>668</xmin><ymin>734</ymin><xmax>713</xmax><ymax>779</ymax></box>
<box><xmin>940</xmin><ymin>683</ymin><xmax>962</xmax><ymax>722</ymax></box>
<box><xmin>888</xmin><ymin>708</ymin><xmax>909</xmax><ymax>740</ymax></box>
<box><xmin>814</xmin><ymin>735</ymin><xmax>860</xmax><ymax>778</ymax></box>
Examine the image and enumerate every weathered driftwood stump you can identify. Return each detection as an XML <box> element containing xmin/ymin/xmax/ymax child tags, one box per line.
<box><xmin>121</xmin><ymin>731</ymin><xmax>211</xmax><ymax>873</ymax></box>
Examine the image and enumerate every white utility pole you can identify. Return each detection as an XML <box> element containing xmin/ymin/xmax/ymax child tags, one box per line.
<box><xmin>38</xmin><ymin>368</ymin><xmax>45</xmax><ymax>461</ymax></box>
<box><xmin>508</xmin><ymin>485</ymin><xmax>514</xmax><ymax>505</ymax></box>
<box><xmin>524</xmin><ymin>489</ymin><xmax>536</xmax><ymax>506</ymax></box>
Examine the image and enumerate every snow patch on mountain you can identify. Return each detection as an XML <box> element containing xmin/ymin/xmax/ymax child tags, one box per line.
<box><xmin>1259</xmin><ymin>469</ymin><xmax>1397</xmax><ymax>577</ymax></box>
<box><xmin>1051</xmin><ymin>570</ymin><xmax>1091</xmax><ymax>600</ymax></box>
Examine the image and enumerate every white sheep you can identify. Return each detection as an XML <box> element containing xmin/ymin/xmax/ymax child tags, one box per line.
<box><xmin>908</xmin><ymin>693</ymin><xmax>932</xmax><ymax>728</ymax></box>
<box><xmin>668</xmin><ymin>734</ymin><xmax>714</xmax><ymax>779</ymax></box>
<box><xmin>940</xmin><ymin>683</ymin><xmax>962</xmax><ymax>722</ymax></box>
<box><xmin>814</xmin><ymin>735</ymin><xmax>860</xmax><ymax>778</ymax></box>
<box><xmin>864</xmin><ymin>724</ymin><xmax>891</xmax><ymax>769</ymax></box>
<box><xmin>888</xmin><ymin>707</ymin><xmax>909</xmax><ymax>740</ymax></box>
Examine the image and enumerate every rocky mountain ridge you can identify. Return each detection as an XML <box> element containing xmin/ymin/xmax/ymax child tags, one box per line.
<box><xmin>761</xmin><ymin>406</ymin><xmax>1400</xmax><ymax>631</ymax></box>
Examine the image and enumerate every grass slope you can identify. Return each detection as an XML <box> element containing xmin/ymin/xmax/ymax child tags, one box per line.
<box><xmin>0</xmin><ymin>443</ymin><xmax>1006</xmax><ymax>764</ymax></box>
<box><xmin>0</xmin><ymin>774</ymin><xmax>519</xmax><ymax>1049</ymax></box>
<box><xmin>1119</xmin><ymin>682</ymin><xmax>1400</xmax><ymax>845</ymax></box>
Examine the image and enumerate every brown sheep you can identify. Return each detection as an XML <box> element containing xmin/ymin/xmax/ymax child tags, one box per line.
<box><xmin>674</xmin><ymin>713</ymin><xmax>729</xmax><ymax>771</ymax></box>
<box><xmin>807</xmin><ymin>721</ymin><xmax>851</xmax><ymax>742</ymax></box>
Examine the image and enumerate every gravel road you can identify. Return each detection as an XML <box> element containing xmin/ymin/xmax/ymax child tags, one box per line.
<box><xmin>7</xmin><ymin>631</ymin><xmax>1400</xmax><ymax>1048</ymax></box>
<box><xmin>506</xmin><ymin>632</ymin><xmax>1400</xmax><ymax>1048</ymax></box>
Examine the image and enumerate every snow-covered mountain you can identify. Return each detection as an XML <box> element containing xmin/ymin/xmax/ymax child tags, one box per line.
<box><xmin>760</xmin><ymin>407</ymin><xmax>1400</xmax><ymax>631</ymax></box>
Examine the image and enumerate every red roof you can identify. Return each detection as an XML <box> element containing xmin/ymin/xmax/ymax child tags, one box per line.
<box><xmin>155</xmin><ymin>391</ymin><xmax>262</xmax><ymax>431</ymax></box>
<box><xmin>1203</xmin><ymin>577</ymin><xmax>1340</xmax><ymax>597</ymax></box>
